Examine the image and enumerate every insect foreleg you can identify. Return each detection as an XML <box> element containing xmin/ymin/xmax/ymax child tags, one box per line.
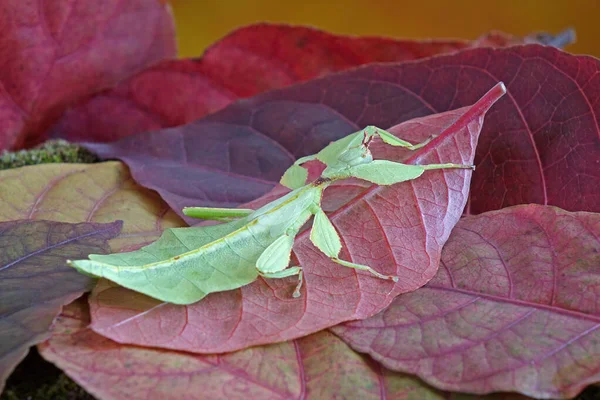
<box><xmin>364</xmin><ymin>125</ymin><xmax>437</xmax><ymax>150</ymax></box>
<box><xmin>182</xmin><ymin>207</ymin><xmax>254</xmax><ymax>221</ymax></box>
<box><xmin>341</xmin><ymin>160</ymin><xmax>474</xmax><ymax>186</ymax></box>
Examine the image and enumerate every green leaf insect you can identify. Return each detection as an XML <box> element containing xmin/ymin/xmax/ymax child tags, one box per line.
<box><xmin>68</xmin><ymin>126</ymin><xmax>474</xmax><ymax>305</ymax></box>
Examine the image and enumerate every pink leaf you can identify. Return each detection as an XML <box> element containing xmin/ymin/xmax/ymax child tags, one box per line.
<box><xmin>49</xmin><ymin>24</ymin><xmax>572</xmax><ymax>143</ymax></box>
<box><xmin>333</xmin><ymin>205</ymin><xmax>600</xmax><ymax>399</ymax></box>
<box><xmin>0</xmin><ymin>0</ymin><xmax>176</xmax><ymax>150</ymax></box>
<box><xmin>85</xmin><ymin>84</ymin><xmax>505</xmax><ymax>354</ymax></box>
<box><xmin>38</xmin><ymin>299</ymin><xmax>528</xmax><ymax>400</ymax></box>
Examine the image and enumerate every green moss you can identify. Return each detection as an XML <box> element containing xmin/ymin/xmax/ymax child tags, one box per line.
<box><xmin>0</xmin><ymin>140</ymin><xmax>99</xmax><ymax>170</ymax></box>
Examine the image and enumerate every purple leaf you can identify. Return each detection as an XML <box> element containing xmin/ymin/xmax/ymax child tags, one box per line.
<box><xmin>86</xmin><ymin>45</ymin><xmax>599</xmax><ymax>220</ymax></box>
<box><xmin>0</xmin><ymin>219</ymin><xmax>122</xmax><ymax>392</ymax></box>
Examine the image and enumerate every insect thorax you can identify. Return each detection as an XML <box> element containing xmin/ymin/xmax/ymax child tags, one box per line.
<box><xmin>321</xmin><ymin>142</ymin><xmax>373</xmax><ymax>180</ymax></box>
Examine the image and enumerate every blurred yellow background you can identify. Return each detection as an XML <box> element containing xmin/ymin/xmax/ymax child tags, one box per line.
<box><xmin>170</xmin><ymin>0</ymin><xmax>598</xmax><ymax>58</ymax></box>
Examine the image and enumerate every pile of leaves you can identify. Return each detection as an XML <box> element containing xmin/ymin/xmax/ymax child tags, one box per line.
<box><xmin>1</xmin><ymin>2</ymin><xmax>599</xmax><ymax>399</ymax></box>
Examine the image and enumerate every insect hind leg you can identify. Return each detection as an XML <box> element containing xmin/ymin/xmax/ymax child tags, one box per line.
<box><xmin>332</xmin><ymin>257</ymin><xmax>398</xmax><ymax>282</ymax></box>
<box><xmin>259</xmin><ymin>267</ymin><xmax>304</xmax><ymax>298</ymax></box>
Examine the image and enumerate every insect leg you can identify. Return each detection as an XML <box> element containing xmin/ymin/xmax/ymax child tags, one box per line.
<box><xmin>307</xmin><ymin>205</ymin><xmax>398</xmax><ymax>283</ymax></box>
<box><xmin>259</xmin><ymin>267</ymin><xmax>304</xmax><ymax>298</ymax></box>
<box><xmin>345</xmin><ymin>160</ymin><xmax>474</xmax><ymax>187</ymax></box>
<box><xmin>182</xmin><ymin>207</ymin><xmax>254</xmax><ymax>221</ymax></box>
<box><xmin>422</xmin><ymin>163</ymin><xmax>475</xmax><ymax>171</ymax></box>
<box><xmin>255</xmin><ymin>232</ymin><xmax>305</xmax><ymax>297</ymax></box>
<box><xmin>332</xmin><ymin>257</ymin><xmax>399</xmax><ymax>282</ymax></box>
<box><xmin>364</xmin><ymin>125</ymin><xmax>437</xmax><ymax>150</ymax></box>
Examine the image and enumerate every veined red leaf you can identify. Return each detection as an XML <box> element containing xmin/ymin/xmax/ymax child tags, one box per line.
<box><xmin>38</xmin><ymin>299</ymin><xmax>528</xmax><ymax>400</ymax></box>
<box><xmin>84</xmin><ymin>45</ymin><xmax>599</xmax><ymax>220</ymax></box>
<box><xmin>333</xmin><ymin>205</ymin><xmax>600</xmax><ymax>399</ymax></box>
<box><xmin>50</xmin><ymin>24</ymin><xmax>573</xmax><ymax>143</ymax></box>
<box><xmin>0</xmin><ymin>220</ymin><xmax>121</xmax><ymax>392</ymax></box>
<box><xmin>0</xmin><ymin>0</ymin><xmax>176</xmax><ymax>150</ymax></box>
<box><xmin>85</xmin><ymin>84</ymin><xmax>505</xmax><ymax>354</ymax></box>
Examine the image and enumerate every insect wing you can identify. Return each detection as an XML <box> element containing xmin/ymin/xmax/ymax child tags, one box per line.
<box><xmin>348</xmin><ymin>160</ymin><xmax>424</xmax><ymax>185</ymax></box>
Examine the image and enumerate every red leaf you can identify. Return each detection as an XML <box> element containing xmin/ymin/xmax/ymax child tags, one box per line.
<box><xmin>0</xmin><ymin>220</ymin><xmax>121</xmax><ymax>392</ymax></box>
<box><xmin>83</xmin><ymin>45</ymin><xmax>600</xmax><ymax>221</ymax></box>
<box><xmin>39</xmin><ymin>299</ymin><xmax>528</xmax><ymax>400</ymax></box>
<box><xmin>333</xmin><ymin>205</ymin><xmax>600</xmax><ymax>399</ymax></box>
<box><xmin>49</xmin><ymin>24</ymin><xmax>571</xmax><ymax>143</ymax></box>
<box><xmin>84</xmin><ymin>84</ymin><xmax>505</xmax><ymax>354</ymax></box>
<box><xmin>0</xmin><ymin>0</ymin><xmax>176</xmax><ymax>150</ymax></box>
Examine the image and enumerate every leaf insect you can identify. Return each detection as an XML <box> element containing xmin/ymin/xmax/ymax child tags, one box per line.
<box><xmin>68</xmin><ymin>126</ymin><xmax>474</xmax><ymax>305</ymax></box>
